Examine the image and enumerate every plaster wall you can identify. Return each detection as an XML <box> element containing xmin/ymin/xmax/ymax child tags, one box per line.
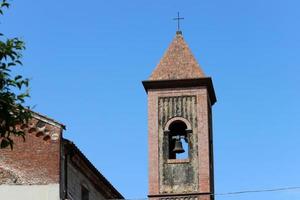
<box><xmin>0</xmin><ymin>184</ymin><xmax>59</xmax><ymax>200</ymax></box>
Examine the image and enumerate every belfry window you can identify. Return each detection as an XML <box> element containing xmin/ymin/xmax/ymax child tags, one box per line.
<box><xmin>168</xmin><ymin>120</ymin><xmax>189</xmax><ymax>159</ymax></box>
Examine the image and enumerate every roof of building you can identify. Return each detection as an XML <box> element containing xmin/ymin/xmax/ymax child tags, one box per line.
<box><xmin>149</xmin><ymin>32</ymin><xmax>206</xmax><ymax>81</ymax></box>
<box><xmin>63</xmin><ymin>139</ymin><xmax>124</xmax><ymax>199</ymax></box>
<box><xmin>31</xmin><ymin>110</ymin><xmax>66</xmax><ymax>130</ymax></box>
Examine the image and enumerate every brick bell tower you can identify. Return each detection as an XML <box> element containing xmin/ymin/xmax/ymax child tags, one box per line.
<box><xmin>143</xmin><ymin>31</ymin><xmax>217</xmax><ymax>200</ymax></box>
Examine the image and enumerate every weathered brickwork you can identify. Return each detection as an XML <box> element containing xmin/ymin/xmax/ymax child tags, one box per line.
<box><xmin>0</xmin><ymin>113</ymin><xmax>124</xmax><ymax>200</ymax></box>
<box><xmin>159</xmin><ymin>196</ymin><xmax>199</xmax><ymax>200</ymax></box>
<box><xmin>155</xmin><ymin>194</ymin><xmax>211</xmax><ymax>200</ymax></box>
<box><xmin>149</xmin><ymin>33</ymin><xmax>205</xmax><ymax>81</ymax></box>
<box><xmin>158</xmin><ymin>95</ymin><xmax>199</xmax><ymax>193</ymax></box>
<box><xmin>148</xmin><ymin>88</ymin><xmax>213</xmax><ymax>195</ymax></box>
<box><xmin>0</xmin><ymin>115</ymin><xmax>63</xmax><ymax>185</ymax></box>
<box><xmin>144</xmin><ymin>32</ymin><xmax>216</xmax><ymax>200</ymax></box>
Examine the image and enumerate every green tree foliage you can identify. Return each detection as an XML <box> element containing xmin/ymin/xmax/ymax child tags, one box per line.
<box><xmin>0</xmin><ymin>0</ymin><xmax>31</xmax><ymax>149</ymax></box>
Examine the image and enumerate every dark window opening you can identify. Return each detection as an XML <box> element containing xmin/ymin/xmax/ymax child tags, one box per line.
<box><xmin>81</xmin><ymin>185</ymin><xmax>89</xmax><ymax>200</ymax></box>
<box><xmin>168</xmin><ymin>120</ymin><xmax>189</xmax><ymax>159</ymax></box>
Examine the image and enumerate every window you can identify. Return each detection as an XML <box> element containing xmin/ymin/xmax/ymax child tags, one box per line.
<box><xmin>168</xmin><ymin>120</ymin><xmax>189</xmax><ymax>159</ymax></box>
<box><xmin>81</xmin><ymin>185</ymin><xmax>89</xmax><ymax>200</ymax></box>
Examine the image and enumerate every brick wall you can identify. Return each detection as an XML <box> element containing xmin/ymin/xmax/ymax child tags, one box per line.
<box><xmin>147</xmin><ymin>87</ymin><xmax>214</xmax><ymax>199</ymax></box>
<box><xmin>0</xmin><ymin>116</ymin><xmax>63</xmax><ymax>185</ymax></box>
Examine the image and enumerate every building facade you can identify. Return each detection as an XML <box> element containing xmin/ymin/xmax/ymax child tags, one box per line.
<box><xmin>143</xmin><ymin>31</ymin><xmax>216</xmax><ymax>200</ymax></box>
<box><xmin>0</xmin><ymin>112</ymin><xmax>123</xmax><ymax>200</ymax></box>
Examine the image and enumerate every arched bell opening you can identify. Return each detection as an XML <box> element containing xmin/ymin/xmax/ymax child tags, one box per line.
<box><xmin>165</xmin><ymin>118</ymin><xmax>192</xmax><ymax>160</ymax></box>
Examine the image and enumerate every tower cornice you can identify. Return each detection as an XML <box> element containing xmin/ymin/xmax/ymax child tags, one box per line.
<box><xmin>142</xmin><ymin>77</ymin><xmax>217</xmax><ymax>105</ymax></box>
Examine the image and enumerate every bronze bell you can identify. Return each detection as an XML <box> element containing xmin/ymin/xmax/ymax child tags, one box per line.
<box><xmin>173</xmin><ymin>139</ymin><xmax>185</xmax><ymax>154</ymax></box>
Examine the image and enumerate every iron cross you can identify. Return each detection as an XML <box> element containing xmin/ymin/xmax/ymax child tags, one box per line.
<box><xmin>173</xmin><ymin>12</ymin><xmax>184</xmax><ymax>31</ymax></box>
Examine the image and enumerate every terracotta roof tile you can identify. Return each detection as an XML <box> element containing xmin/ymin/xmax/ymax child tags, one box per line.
<box><xmin>149</xmin><ymin>32</ymin><xmax>205</xmax><ymax>80</ymax></box>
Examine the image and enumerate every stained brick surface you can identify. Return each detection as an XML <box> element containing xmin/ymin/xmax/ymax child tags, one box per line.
<box><xmin>146</xmin><ymin>32</ymin><xmax>215</xmax><ymax>200</ymax></box>
<box><xmin>147</xmin><ymin>88</ymin><xmax>213</xmax><ymax>195</ymax></box>
<box><xmin>0</xmin><ymin>117</ymin><xmax>62</xmax><ymax>184</ymax></box>
<box><xmin>149</xmin><ymin>33</ymin><xmax>205</xmax><ymax>81</ymax></box>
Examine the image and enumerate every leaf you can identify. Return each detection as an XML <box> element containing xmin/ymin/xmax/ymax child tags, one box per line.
<box><xmin>16</xmin><ymin>82</ymin><xmax>21</xmax><ymax>89</ymax></box>
<box><xmin>1</xmin><ymin>3</ymin><xmax>9</xmax><ymax>8</ymax></box>
<box><xmin>15</xmin><ymin>130</ymin><xmax>24</xmax><ymax>136</ymax></box>
<box><xmin>0</xmin><ymin>0</ymin><xmax>30</xmax><ymax>149</ymax></box>
<box><xmin>0</xmin><ymin>138</ymin><xmax>10</xmax><ymax>148</ymax></box>
<box><xmin>14</xmin><ymin>75</ymin><xmax>22</xmax><ymax>80</ymax></box>
<box><xmin>7</xmin><ymin>138</ymin><xmax>13</xmax><ymax>150</ymax></box>
<box><xmin>8</xmin><ymin>62</ymin><xmax>16</xmax><ymax>67</ymax></box>
<box><xmin>15</xmin><ymin>60</ymin><xmax>22</xmax><ymax>65</ymax></box>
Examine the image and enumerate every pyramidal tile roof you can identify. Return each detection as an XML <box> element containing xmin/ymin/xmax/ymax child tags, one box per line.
<box><xmin>149</xmin><ymin>32</ymin><xmax>206</xmax><ymax>81</ymax></box>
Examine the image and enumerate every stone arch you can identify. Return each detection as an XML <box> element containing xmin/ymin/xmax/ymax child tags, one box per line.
<box><xmin>164</xmin><ymin>117</ymin><xmax>192</xmax><ymax>159</ymax></box>
<box><xmin>164</xmin><ymin>117</ymin><xmax>192</xmax><ymax>133</ymax></box>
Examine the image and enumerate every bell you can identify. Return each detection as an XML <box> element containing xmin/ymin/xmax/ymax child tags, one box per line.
<box><xmin>173</xmin><ymin>139</ymin><xmax>185</xmax><ymax>154</ymax></box>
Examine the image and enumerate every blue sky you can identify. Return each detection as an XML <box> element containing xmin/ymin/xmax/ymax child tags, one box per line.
<box><xmin>2</xmin><ymin>0</ymin><xmax>300</xmax><ymax>199</ymax></box>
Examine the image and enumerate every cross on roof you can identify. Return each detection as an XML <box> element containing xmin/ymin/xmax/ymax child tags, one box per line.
<box><xmin>173</xmin><ymin>12</ymin><xmax>184</xmax><ymax>32</ymax></box>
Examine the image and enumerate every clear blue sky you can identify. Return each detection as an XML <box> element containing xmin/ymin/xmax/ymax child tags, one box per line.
<box><xmin>2</xmin><ymin>0</ymin><xmax>300</xmax><ymax>199</ymax></box>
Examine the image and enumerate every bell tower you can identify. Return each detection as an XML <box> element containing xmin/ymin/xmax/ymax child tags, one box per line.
<box><xmin>143</xmin><ymin>32</ymin><xmax>217</xmax><ymax>200</ymax></box>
